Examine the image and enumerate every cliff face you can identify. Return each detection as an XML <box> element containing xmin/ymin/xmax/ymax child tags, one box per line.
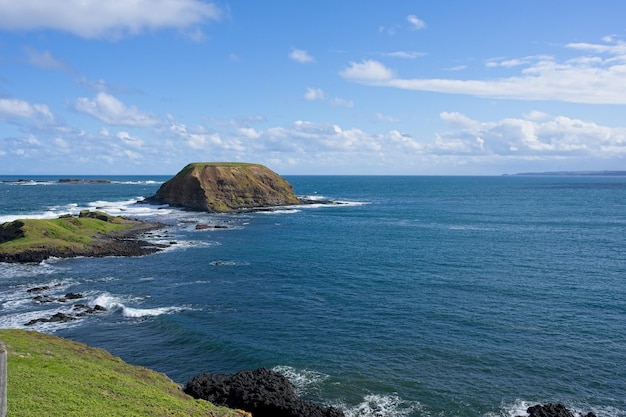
<box><xmin>151</xmin><ymin>163</ymin><xmax>301</xmax><ymax>212</ymax></box>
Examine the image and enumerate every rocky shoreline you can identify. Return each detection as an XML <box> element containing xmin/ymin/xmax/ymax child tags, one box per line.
<box><xmin>183</xmin><ymin>368</ymin><xmax>597</xmax><ymax>417</ymax></box>
<box><xmin>0</xmin><ymin>211</ymin><xmax>168</xmax><ymax>263</ymax></box>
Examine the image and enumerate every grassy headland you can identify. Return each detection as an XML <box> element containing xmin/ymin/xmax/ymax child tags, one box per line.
<box><xmin>0</xmin><ymin>329</ymin><xmax>238</xmax><ymax>417</ymax></box>
<box><xmin>0</xmin><ymin>211</ymin><xmax>164</xmax><ymax>262</ymax></box>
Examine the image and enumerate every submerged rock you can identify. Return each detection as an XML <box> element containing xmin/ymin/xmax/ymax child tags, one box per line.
<box><xmin>184</xmin><ymin>367</ymin><xmax>344</xmax><ymax>417</ymax></box>
<box><xmin>146</xmin><ymin>162</ymin><xmax>302</xmax><ymax>212</ymax></box>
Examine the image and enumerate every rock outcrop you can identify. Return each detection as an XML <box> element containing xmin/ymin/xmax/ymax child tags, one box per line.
<box><xmin>516</xmin><ymin>403</ymin><xmax>596</xmax><ymax>417</ymax></box>
<box><xmin>147</xmin><ymin>163</ymin><xmax>302</xmax><ymax>212</ymax></box>
<box><xmin>0</xmin><ymin>212</ymin><xmax>166</xmax><ymax>263</ymax></box>
<box><xmin>184</xmin><ymin>368</ymin><xmax>345</xmax><ymax>417</ymax></box>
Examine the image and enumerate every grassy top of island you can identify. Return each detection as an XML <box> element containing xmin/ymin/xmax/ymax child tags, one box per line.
<box><xmin>0</xmin><ymin>329</ymin><xmax>239</xmax><ymax>417</ymax></box>
<box><xmin>0</xmin><ymin>211</ymin><xmax>164</xmax><ymax>263</ymax></box>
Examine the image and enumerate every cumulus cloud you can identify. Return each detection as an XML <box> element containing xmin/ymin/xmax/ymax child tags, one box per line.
<box><xmin>304</xmin><ymin>87</ymin><xmax>325</xmax><ymax>101</ymax></box>
<box><xmin>339</xmin><ymin>60</ymin><xmax>395</xmax><ymax>82</ymax></box>
<box><xmin>263</xmin><ymin>120</ymin><xmax>422</xmax><ymax>154</ymax></box>
<box><xmin>0</xmin><ymin>0</ymin><xmax>222</xmax><ymax>39</ymax></box>
<box><xmin>165</xmin><ymin>120</ymin><xmax>230</xmax><ymax>151</ymax></box>
<box><xmin>75</xmin><ymin>92</ymin><xmax>159</xmax><ymax>126</ymax></box>
<box><xmin>407</xmin><ymin>15</ymin><xmax>426</xmax><ymax>30</ymax></box>
<box><xmin>341</xmin><ymin>38</ymin><xmax>626</xmax><ymax>104</ymax></box>
<box><xmin>434</xmin><ymin>112</ymin><xmax>626</xmax><ymax>158</ymax></box>
<box><xmin>289</xmin><ymin>48</ymin><xmax>315</xmax><ymax>63</ymax></box>
<box><xmin>0</xmin><ymin>98</ymin><xmax>54</xmax><ymax>122</ymax></box>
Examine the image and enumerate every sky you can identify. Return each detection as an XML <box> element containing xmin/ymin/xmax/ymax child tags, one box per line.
<box><xmin>1</xmin><ymin>1</ymin><xmax>626</xmax><ymax>175</ymax></box>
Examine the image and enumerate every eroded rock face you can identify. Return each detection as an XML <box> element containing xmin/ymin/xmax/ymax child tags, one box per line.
<box><xmin>148</xmin><ymin>163</ymin><xmax>301</xmax><ymax>212</ymax></box>
<box><xmin>184</xmin><ymin>368</ymin><xmax>345</xmax><ymax>417</ymax></box>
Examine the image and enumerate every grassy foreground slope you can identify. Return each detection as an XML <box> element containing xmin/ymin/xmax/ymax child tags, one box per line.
<box><xmin>0</xmin><ymin>329</ymin><xmax>238</xmax><ymax>417</ymax></box>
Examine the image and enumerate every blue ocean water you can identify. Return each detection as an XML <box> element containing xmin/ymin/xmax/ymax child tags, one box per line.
<box><xmin>0</xmin><ymin>175</ymin><xmax>625</xmax><ymax>417</ymax></box>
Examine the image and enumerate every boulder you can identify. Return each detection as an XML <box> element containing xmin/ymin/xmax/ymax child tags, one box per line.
<box><xmin>517</xmin><ymin>403</ymin><xmax>596</xmax><ymax>417</ymax></box>
<box><xmin>184</xmin><ymin>367</ymin><xmax>344</xmax><ymax>417</ymax></box>
<box><xmin>147</xmin><ymin>163</ymin><xmax>301</xmax><ymax>212</ymax></box>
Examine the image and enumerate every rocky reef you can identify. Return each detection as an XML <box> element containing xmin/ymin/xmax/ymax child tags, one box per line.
<box><xmin>146</xmin><ymin>162</ymin><xmax>303</xmax><ymax>212</ymax></box>
<box><xmin>184</xmin><ymin>368</ymin><xmax>344</xmax><ymax>417</ymax></box>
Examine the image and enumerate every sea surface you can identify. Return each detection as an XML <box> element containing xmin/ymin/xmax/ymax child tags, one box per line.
<box><xmin>0</xmin><ymin>175</ymin><xmax>625</xmax><ymax>417</ymax></box>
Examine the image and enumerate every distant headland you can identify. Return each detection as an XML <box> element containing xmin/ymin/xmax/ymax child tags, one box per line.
<box><xmin>508</xmin><ymin>170</ymin><xmax>626</xmax><ymax>176</ymax></box>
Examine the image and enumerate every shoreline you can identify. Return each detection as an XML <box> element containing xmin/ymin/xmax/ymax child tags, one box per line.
<box><xmin>0</xmin><ymin>212</ymin><xmax>167</xmax><ymax>263</ymax></box>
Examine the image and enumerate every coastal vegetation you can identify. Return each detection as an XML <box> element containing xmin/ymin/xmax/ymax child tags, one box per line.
<box><xmin>0</xmin><ymin>329</ymin><xmax>238</xmax><ymax>417</ymax></box>
<box><xmin>0</xmin><ymin>211</ymin><xmax>164</xmax><ymax>262</ymax></box>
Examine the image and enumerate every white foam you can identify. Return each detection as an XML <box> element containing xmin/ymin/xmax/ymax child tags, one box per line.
<box><xmin>0</xmin><ymin>261</ymin><xmax>62</xmax><ymax>279</ymax></box>
<box><xmin>488</xmin><ymin>400</ymin><xmax>626</xmax><ymax>417</ymax></box>
<box><xmin>0</xmin><ymin>306</ymin><xmax>81</xmax><ymax>331</ymax></box>
<box><xmin>0</xmin><ymin>196</ymin><xmax>172</xmax><ymax>223</ymax></box>
<box><xmin>341</xmin><ymin>394</ymin><xmax>422</xmax><ymax>417</ymax></box>
<box><xmin>273</xmin><ymin>365</ymin><xmax>328</xmax><ymax>396</ymax></box>
<box><xmin>111</xmin><ymin>180</ymin><xmax>164</xmax><ymax>185</ymax></box>
<box><xmin>92</xmin><ymin>293</ymin><xmax>185</xmax><ymax>319</ymax></box>
<box><xmin>256</xmin><ymin>209</ymin><xmax>301</xmax><ymax>214</ymax></box>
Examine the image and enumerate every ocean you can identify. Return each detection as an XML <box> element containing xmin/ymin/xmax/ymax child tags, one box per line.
<box><xmin>0</xmin><ymin>175</ymin><xmax>624</xmax><ymax>417</ymax></box>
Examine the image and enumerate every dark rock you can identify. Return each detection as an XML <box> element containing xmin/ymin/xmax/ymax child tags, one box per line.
<box><xmin>27</xmin><ymin>286</ymin><xmax>50</xmax><ymax>293</ymax></box>
<box><xmin>184</xmin><ymin>368</ymin><xmax>344</xmax><ymax>417</ymax></box>
<box><xmin>517</xmin><ymin>404</ymin><xmax>596</xmax><ymax>417</ymax></box>
<box><xmin>25</xmin><ymin>312</ymin><xmax>76</xmax><ymax>326</ymax></box>
<box><xmin>64</xmin><ymin>292</ymin><xmax>83</xmax><ymax>300</ymax></box>
<box><xmin>59</xmin><ymin>178</ymin><xmax>111</xmax><ymax>184</ymax></box>
<box><xmin>48</xmin><ymin>312</ymin><xmax>76</xmax><ymax>323</ymax></box>
<box><xmin>32</xmin><ymin>295</ymin><xmax>54</xmax><ymax>304</ymax></box>
<box><xmin>196</xmin><ymin>224</ymin><xmax>229</xmax><ymax>230</ymax></box>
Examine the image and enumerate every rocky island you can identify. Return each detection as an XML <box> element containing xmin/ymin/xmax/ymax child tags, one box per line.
<box><xmin>0</xmin><ymin>210</ymin><xmax>165</xmax><ymax>263</ymax></box>
<box><xmin>146</xmin><ymin>162</ymin><xmax>313</xmax><ymax>212</ymax></box>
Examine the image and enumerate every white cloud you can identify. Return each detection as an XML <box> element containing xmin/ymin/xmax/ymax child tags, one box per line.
<box><xmin>24</xmin><ymin>47</ymin><xmax>66</xmax><ymax>70</ymax></box>
<box><xmin>330</xmin><ymin>97</ymin><xmax>354</xmax><ymax>108</ymax></box>
<box><xmin>0</xmin><ymin>0</ymin><xmax>222</xmax><ymax>39</ymax></box>
<box><xmin>374</xmin><ymin>113</ymin><xmax>400</xmax><ymax>123</ymax></box>
<box><xmin>289</xmin><ymin>48</ymin><xmax>315</xmax><ymax>63</ymax></box>
<box><xmin>339</xmin><ymin>60</ymin><xmax>395</xmax><ymax>82</ymax></box>
<box><xmin>75</xmin><ymin>92</ymin><xmax>159</xmax><ymax>126</ymax></box>
<box><xmin>384</xmin><ymin>51</ymin><xmax>425</xmax><ymax>59</ymax></box>
<box><xmin>443</xmin><ymin>65</ymin><xmax>467</xmax><ymax>71</ymax></box>
<box><xmin>434</xmin><ymin>112</ymin><xmax>626</xmax><ymax>158</ymax></box>
<box><xmin>116</xmin><ymin>131</ymin><xmax>144</xmax><ymax>148</ymax></box>
<box><xmin>304</xmin><ymin>87</ymin><xmax>325</xmax><ymax>101</ymax></box>
<box><xmin>263</xmin><ymin>120</ymin><xmax>421</xmax><ymax>154</ymax></box>
<box><xmin>166</xmin><ymin>120</ymin><xmax>227</xmax><ymax>150</ymax></box>
<box><xmin>238</xmin><ymin>127</ymin><xmax>260</xmax><ymax>139</ymax></box>
<box><xmin>341</xmin><ymin>38</ymin><xmax>626</xmax><ymax>104</ymax></box>
<box><xmin>407</xmin><ymin>15</ymin><xmax>426</xmax><ymax>30</ymax></box>
<box><xmin>0</xmin><ymin>98</ymin><xmax>54</xmax><ymax>122</ymax></box>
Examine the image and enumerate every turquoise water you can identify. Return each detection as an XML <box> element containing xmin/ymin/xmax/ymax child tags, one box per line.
<box><xmin>1</xmin><ymin>175</ymin><xmax>625</xmax><ymax>417</ymax></box>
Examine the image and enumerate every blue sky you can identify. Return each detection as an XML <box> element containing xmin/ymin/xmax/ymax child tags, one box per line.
<box><xmin>1</xmin><ymin>1</ymin><xmax>626</xmax><ymax>175</ymax></box>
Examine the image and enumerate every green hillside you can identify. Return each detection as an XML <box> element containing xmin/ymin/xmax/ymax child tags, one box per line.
<box><xmin>0</xmin><ymin>329</ymin><xmax>238</xmax><ymax>417</ymax></box>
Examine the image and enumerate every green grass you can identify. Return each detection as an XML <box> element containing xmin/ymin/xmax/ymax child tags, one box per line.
<box><xmin>0</xmin><ymin>329</ymin><xmax>238</xmax><ymax>417</ymax></box>
<box><xmin>179</xmin><ymin>162</ymin><xmax>258</xmax><ymax>176</ymax></box>
<box><xmin>0</xmin><ymin>216</ymin><xmax>135</xmax><ymax>256</ymax></box>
